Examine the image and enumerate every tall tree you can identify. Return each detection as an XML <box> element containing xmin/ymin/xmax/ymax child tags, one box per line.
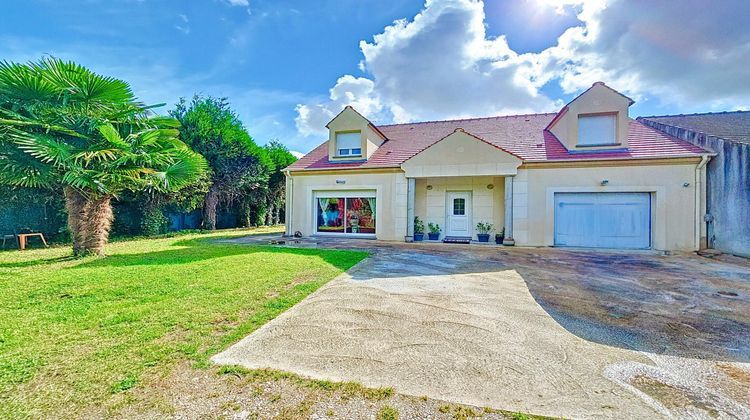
<box><xmin>170</xmin><ymin>96</ymin><xmax>272</xmax><ymax>230</ymax></box>
<box><xmin>263</xmin><ymin>140</ymin><xmax>297</xmax><ymax>225</ymax></box>
<box><xmin>0</xmin><ymin>58</ymin><xmax>207</xmax><ymax>256</ymax></box>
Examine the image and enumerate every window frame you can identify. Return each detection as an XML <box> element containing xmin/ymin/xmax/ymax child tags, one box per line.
<box><xmin>314</xmin><ymin>191</ymin><xmax>376</xmax><ymax>237</ymax></box>
<box><xmin>577</xmin><ymin>113</ymin><xmax>618</xmax><ymax>147</ymax></box>
<box><xmin>334</xmin><ymin>131</ymin><xmax>363</xmax><ymax>157</ymax></box>
<box><xmin>453</xmin><ymin>198</ymin><xmax>466</xmax><ymax>216</ymax></box>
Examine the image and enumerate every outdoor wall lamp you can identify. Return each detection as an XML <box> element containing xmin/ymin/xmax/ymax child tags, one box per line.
<box><xmin>600</xmin><ymin>179</ymin><xmax>609</xmax><ymax>185</ymax></box>
<box><xmin>683</xmin><ymin>182</ymin><xmax>690</xmax><ymax>187</ymax></box>
<box><xmin>426</xmin><ymin>185</ymin><xmax>433</xmax><ymax>190</ymax></box>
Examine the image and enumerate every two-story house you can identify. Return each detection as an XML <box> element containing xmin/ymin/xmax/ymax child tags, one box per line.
<box><xmin>284</xmin><ymin>82</ymin><xmax>712</xmax><ymax>251</ymax></box>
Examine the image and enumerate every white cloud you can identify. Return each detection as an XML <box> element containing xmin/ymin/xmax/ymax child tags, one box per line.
<box><xmin>175</xmin><ymin>13</ymin><xmax>190</xmax><ymax>34</ymax></box>
<box><xmin>289</xmin><ymin>150</ymin><xmax>305</xmax><ymax>159</ymax></box>
<box><xmin>296</xmin><ymin>0</ymin><xmax>750</xmax><ymax>138</ymax></box>
<box><xmin>295</xmin><ymin>0</ymin><xmax>560</xmax><ymax>135</ymax></box>
<box><xmin>538</xmin><ymin>0</ymin><xmax>750</xmax><ymax>109</ymax></box>
<box><xmin>295</xmin><ymin>75</ymin><xmax>382</xmax><ymax>137</ymax></box>
<box><xmin>225</xmin><ymin>0</ymin><xmax>249</xmax><ymax>6</ymax></box>
<box><xmin>359</xmin><ymin>0</ymin><xmax>559</xmax><ymax>122</ymax></box>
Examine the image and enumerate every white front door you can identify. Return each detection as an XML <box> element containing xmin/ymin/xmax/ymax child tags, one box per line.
<box><xmin>446</xmin><ymin>192</ymin><xmax>472</xmax><ymax>237</ymax></box>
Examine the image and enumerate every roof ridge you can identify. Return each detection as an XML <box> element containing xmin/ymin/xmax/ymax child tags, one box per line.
<box><xmin>639</xmin><ymin>110</ymin><xmax>750</xmax><ymax>119</ymax></box>
<box><xmin>375</xmin><ymin>112</ymin><xmax>558</xmax><ymax>128</ymax></box>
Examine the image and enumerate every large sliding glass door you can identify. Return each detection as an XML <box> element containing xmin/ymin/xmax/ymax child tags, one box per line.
<box><xmin>315</xmin><ymin>192</ymin><xmax>376</xmax><ymax>236</ymax></box>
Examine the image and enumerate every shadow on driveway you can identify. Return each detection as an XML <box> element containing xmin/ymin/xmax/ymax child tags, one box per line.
<box><xmin>264</xmin><ymin>236</ymin><xmax>750</xmax><ymax>363</ymax></box>
<box><xmin>505</xmin><ymin>249</ymin><xmax>750</xmax><ymax>364</ymax></box>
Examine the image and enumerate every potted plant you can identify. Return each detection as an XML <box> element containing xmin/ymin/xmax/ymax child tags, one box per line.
<box><xmin>427</xmin><ymin>222</ymin><xmax>441</xmax><ymax>240</ymax></box>
<box><xmin>476</xmin><ymin>221</ymin><xmax>493</xmax><ymax>243</ymax></box>
<box><xmin>495</xmin><ymin>227</ymin><xmax>505</xmax><ymax>244</ymax></box>
<box><xmin>413</xmin><ymin>216</ymin><xmax>425</xmax><ymax>241</ymax></box>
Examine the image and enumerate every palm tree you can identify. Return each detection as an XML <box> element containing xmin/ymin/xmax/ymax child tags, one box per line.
<box><xmin>0</xmin><ymin>57</ymin><xmax>207</xmax><ymax>256</ymax></box>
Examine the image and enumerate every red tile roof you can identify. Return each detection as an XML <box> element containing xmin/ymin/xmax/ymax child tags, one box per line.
<box><xmin>288</xmin><ymin>113</ymin><xmax>709</xmax><ymax>171</ymax></box>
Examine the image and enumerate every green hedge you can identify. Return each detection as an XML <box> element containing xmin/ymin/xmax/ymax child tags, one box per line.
<box><xmin>0</xmin><ymin>186</ymin><xmax>275</xmax><ymax>246</ymax></box>
<box><xmin>0</xmin><ymin>186</ymin><xmax>67</xmax><ymax>242</ymax></box>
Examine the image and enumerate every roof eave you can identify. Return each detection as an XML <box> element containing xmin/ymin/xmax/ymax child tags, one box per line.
<box><xmin>526</xmin><ymin>154</ymin><xmax>711</xmax><ymax>164</ymax></box>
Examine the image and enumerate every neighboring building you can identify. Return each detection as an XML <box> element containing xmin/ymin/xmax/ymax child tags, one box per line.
<box><xmin>639</xmin><ymin>111</ymin><xmax>750</xmax><ymax>256</ymax></box>
<box><xmin>285</xmin><ymin>82</ymin><xmax>712</xmax><ymax>251</ymax></box>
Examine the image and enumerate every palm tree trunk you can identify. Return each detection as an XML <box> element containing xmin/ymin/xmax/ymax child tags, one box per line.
<box><xmin>274</xmin><ymin>201</ymin><xmax>280</xmax><ymax>225</ymax></box>
<box><xmin>80</xmin><ymin>195</ymin><xmax>114</xmax><ymax>256</ymax></box>
<box><xmin>203</xmin><ymin>184</ymin><xmax>220</xmax><ymax>230</ymax></box>
<box><xmin>64</xmin><ymin>187</ymin><xmax>87</xmax><ymax>256</ymax></box>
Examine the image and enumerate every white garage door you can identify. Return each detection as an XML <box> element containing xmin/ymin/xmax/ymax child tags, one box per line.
<box><xmin>554</xmin><ymin>193</ymin><xmax>651</xmax><ymax>249</ymax></box>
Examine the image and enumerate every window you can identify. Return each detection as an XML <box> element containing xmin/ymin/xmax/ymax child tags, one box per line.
<box><xmin>453</xmin><ymin>198</ymin><xmax>465</xmax><ymax>215</ymax></box>
<box><xmin>578</xmin><ymin>114</ymin><xmax>616</xmax><ymax>146</ymax></box>
<box><xmin>316</xmin><ymin>196</ymin><xmax>376</xmax><ymax>234</ymax></box>
<box><xmin>316</xmin><ymin>198</ymin><xmax>344</xmax><ymax>233</ymax></box>
<box><xmin>345</xmin><ymin>198</ymin><xmax>376</xmax><ymax>234</ymax></box>
<box><xmin>336</xmin><ymin>132</ymin><xmax>362</xmax><ymax>156</ymax></box>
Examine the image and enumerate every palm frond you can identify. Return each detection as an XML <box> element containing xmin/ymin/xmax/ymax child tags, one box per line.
<box><xmin>73</xmin><ymin>148</ymin><xmax>122</xmax><ymax>164</ymax></box>
<box><xmin>10</xmin><ymin>131</ymin><xmax>73</xmax><ymax>166</ymax></box>
<box><xmin>0</xmin><ymin>57</ymin><xmax>206</xmax><ymax>197</ymax></box>
<box><xmin>0</xmin><ymin>60</ymin><xmax>57</xmax><ymax>103</ymax></box>
<box><xmin>38</xmin><ymin>57</ymin><xmax>136</xmax><ymax>106</ymax></box>
<box><xmin>61</xmin><ymin>169</ymin><xmax>104</xmax><ymax>193</ymax></box>
<box><xmin>132</xmin><ymin>128</ymin><xmax>181</xmax><ymax>148</ymax></box>
<box><xmin>147</xmin><ymin>116</ymin><xmax>181</xmax><ymax>129</ymax></box>
<box><xmin>97</xmin><ymin>123</ymin><xmax>130</xmax><ymax>149</ymax></box>
<box><xmin>155</xmin><ymin>148</ymin><xmax>208</xmax><ymax>190</ymax></box>
<box><xmin>0</xmin><ymin>159</ymin><xmax>55</xmax><ymax>188</ymax></box>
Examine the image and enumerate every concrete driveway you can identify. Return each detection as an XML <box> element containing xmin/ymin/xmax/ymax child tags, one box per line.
<box><xmin>213</xmin><ymin>238</ymin><xmax>750</xmax><ymax>419</ymax></box>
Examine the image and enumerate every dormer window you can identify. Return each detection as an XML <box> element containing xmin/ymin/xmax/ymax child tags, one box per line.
<box><xmin>336</xmin><ymin>131</ymin><xmax>362</xmax><ymax>157</ymax></box>
<box><xmin>578</xmin><ymin>114</ymin><xmax>617</xmax><ymax>146</ymax></box>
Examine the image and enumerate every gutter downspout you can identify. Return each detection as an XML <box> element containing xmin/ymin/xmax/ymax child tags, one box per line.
<box><xmin>284</xmin><ymin>170</ymin><xmax>293</xmax><ymax>237</ymax></box>
<box><xmin>695</xmin><ymin>155</ymin><xmax>710</xmax><ymax>251</ymax></box>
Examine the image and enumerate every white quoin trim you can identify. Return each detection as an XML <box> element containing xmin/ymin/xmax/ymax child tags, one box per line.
<box><xmin>503</xmin><ymin>176</ymin><xmax>515</xmax><ymax>245</ymax></box>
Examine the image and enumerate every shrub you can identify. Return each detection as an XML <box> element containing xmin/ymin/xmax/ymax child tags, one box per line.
<box><xmin>427</xmin><ymin>222</ymin><xmax>441</xmax><ymax>234</ymax></box>
<box><xmin>140</xmin><ymin>205</ymin><xmax>169</xmax><ymax>236</ymax></box>
<box><xmin>475</xmin><ymin>222</ymin><xmax>494</xmax><ymax>234</ymax></box>
<box><xmin>414</xmin><ymin>216</ymin><xmax>425</xmax><ymax>234</ymax></box>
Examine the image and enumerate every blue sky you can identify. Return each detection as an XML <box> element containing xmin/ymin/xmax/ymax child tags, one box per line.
<box><xmin>2</xmin><ymin>0</ymin><xmax>749</xmax><ymax>155</ymax></box>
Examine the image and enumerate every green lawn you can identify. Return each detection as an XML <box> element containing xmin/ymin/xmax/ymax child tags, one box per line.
<box><xmin>0</xmin><ymin>228</ymin><xmax>367</xmax><ymax>418</ymax></box>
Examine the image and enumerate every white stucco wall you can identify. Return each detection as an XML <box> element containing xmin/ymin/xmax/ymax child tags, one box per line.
<box><xmin>286</xmin><ymin>170</ymin><xmax>408</xmax><ymax>241</ymax></box>
<box><xmin>401</xmin><ymin>130</ymin><xmax>521</xmax><ymax>178</ymax></box>
<box><xmin>549</xmin><ymin>83</ymin><xmax>632</xmax><ymax>151</ymax></box>
<box><xmin>287</xmin><ymin>159</ymin><xmax>704</xmax><ymax>251</ymax></box>
<box><xmin>513</xmin><ymin>161</ymin><xmax>702</xmax><ymax>251</ymax></box>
